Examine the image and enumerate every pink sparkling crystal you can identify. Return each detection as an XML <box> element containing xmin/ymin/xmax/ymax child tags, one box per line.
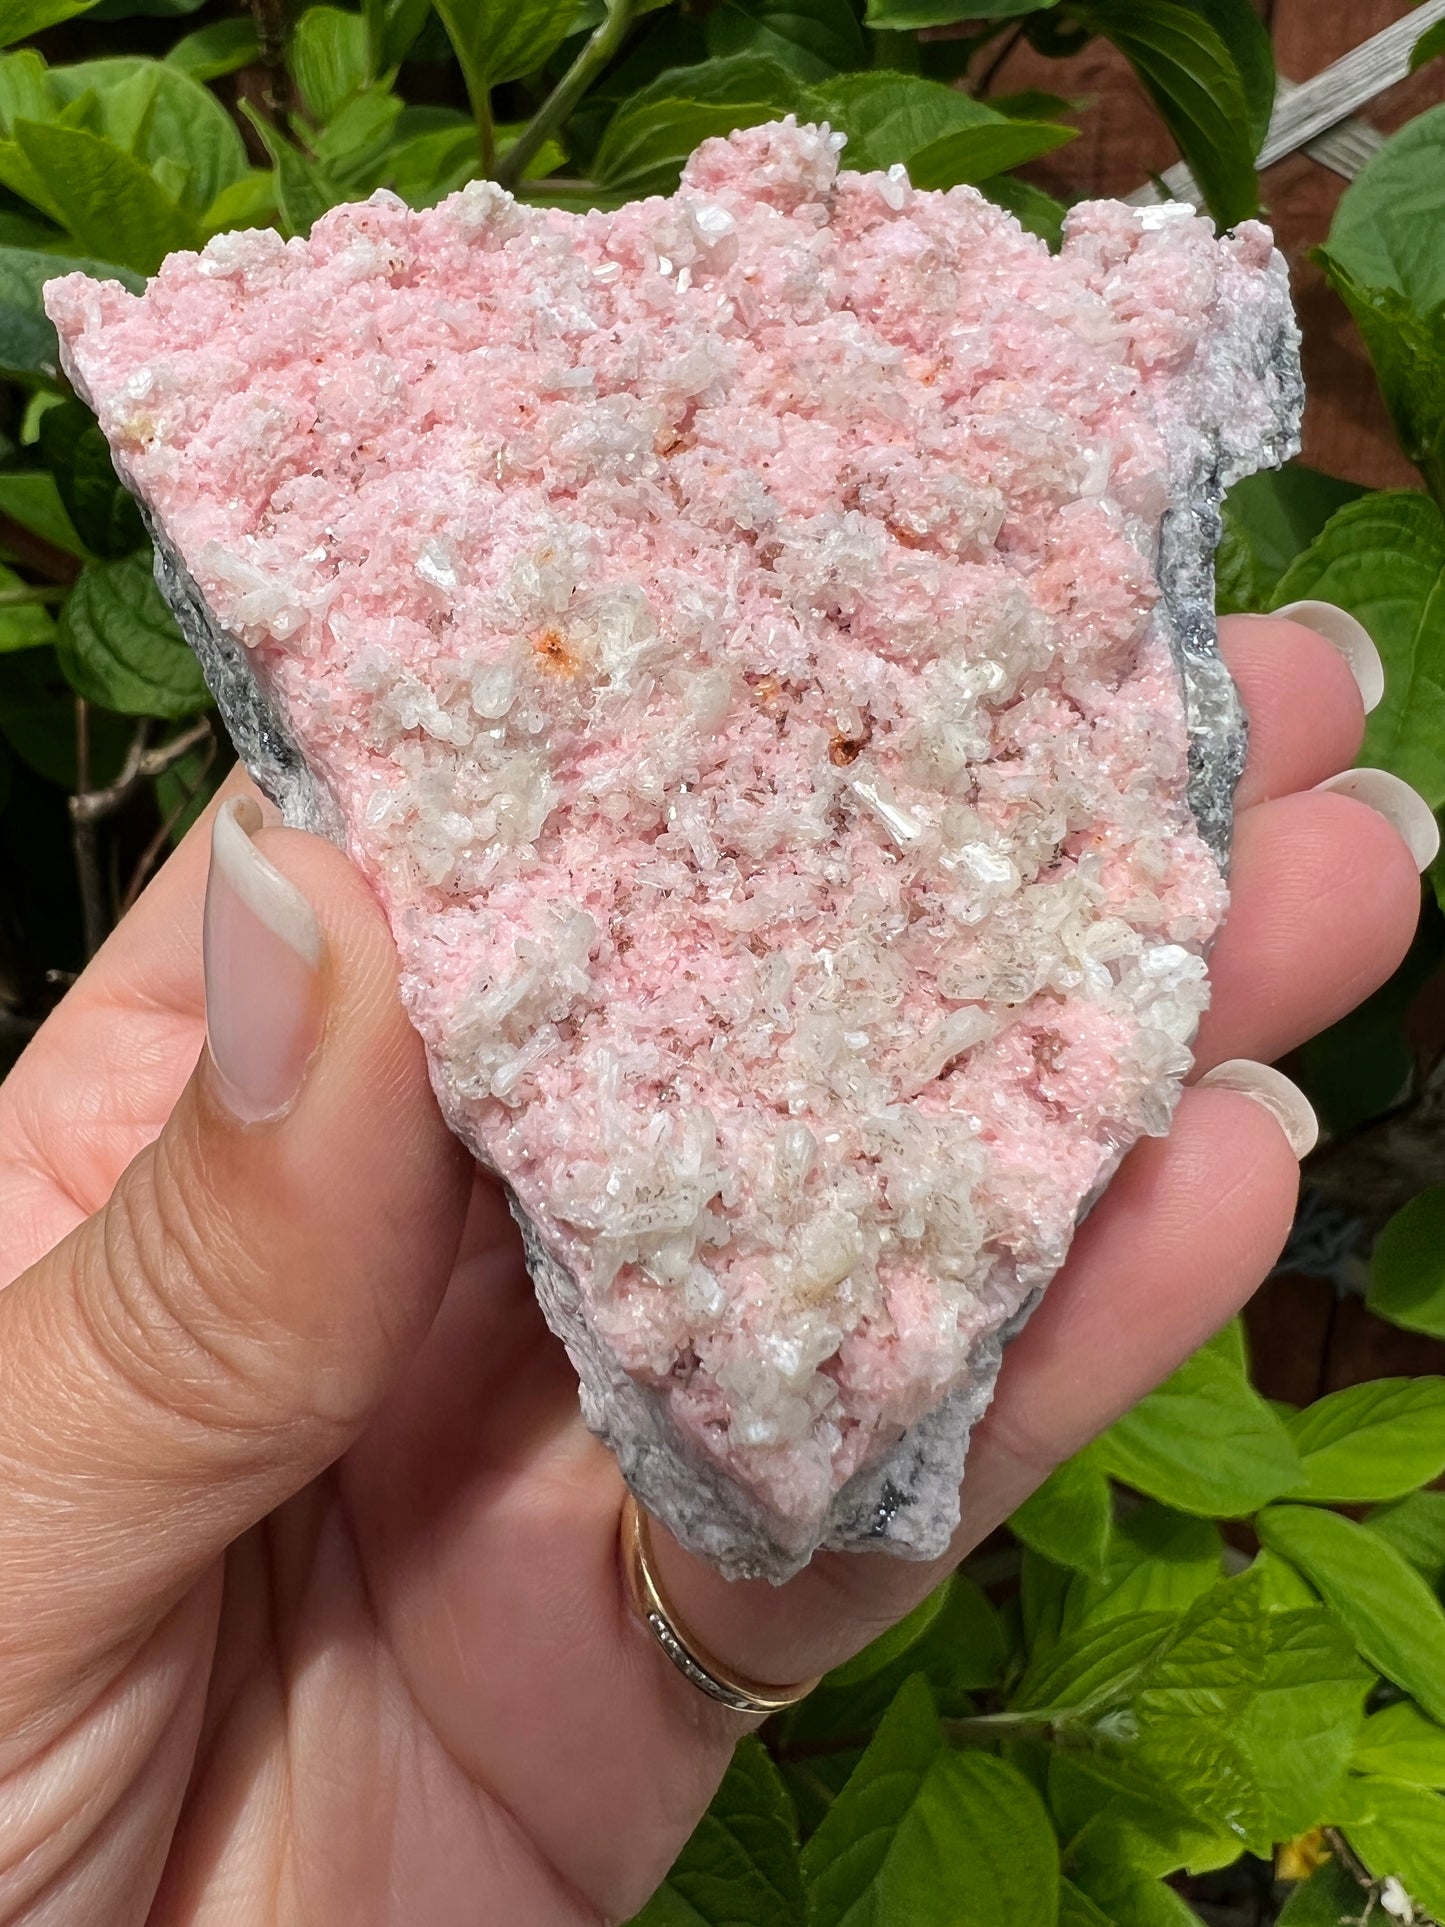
<box><xmin>46</xmin><ymin>121</ymin><xmax>1296</xmax><ymax>1576</ymax></box>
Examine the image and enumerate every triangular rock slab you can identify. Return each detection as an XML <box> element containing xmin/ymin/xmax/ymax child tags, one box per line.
<box><xmin>48</xmin><ymin>121</ymin><xmax>1301</xmax><ymax>1580</ymax></box>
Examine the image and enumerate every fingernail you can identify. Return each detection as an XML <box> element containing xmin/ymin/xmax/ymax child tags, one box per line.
<box><xmin>203</xmin><ymin>798</ymin><xmax>325</xmax><ymax>1124</ymax></box>
<box><xmin>1272</xmin><ymin>600</ymin><xmax>1385</xmax><ymax>714</ymax></box>
<box><xmin>1197</xmin><ymin>1060</ymin><xmax>1319</xmax><ymax>1159</ymax></box>
<box><xmin>1313</xmin><ymin>767</ymin><xmax>1441</xmax><ymax>872</ymax></box>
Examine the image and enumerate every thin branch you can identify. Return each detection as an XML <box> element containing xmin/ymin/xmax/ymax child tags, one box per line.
<box><xmin>495</xmin><ymin>0</ymin><xmax>637</xmax><ymax>192</ymax></box>
<box><xmin>71</xmin><ymin>717</ymin><xmax>211</xmax><ymax>826</ymax></box>
<box><xmin>248</xmin><ymin>0</ymin><xmax>296</xmax><ymax>130</ymax></box>
<box><xmin>121</xmin><ymin>730</ymin><xmax>218</xmax><ymax>913</ymax></box>
<box><xmin>70</xmin><ymin>699</ymin><xmax>112</xmax><ymax>960</ymax></box>
<box><xmin>0</xmin><ymin>583</ymin><xmax>67</xmax><ymax>608</ymax></box>
<box><xmin>0</xmin><ymin>515</ymin><xmax>82</xmax><ymax>585</ymax></box>
<box><xmin>774</xmin><ymin>1706</ymin><xmax>1073</xmax><ymax>1761</ymax></box>
<box><xmin>974</xmin><ymin>22</ymin><xmax>1027</xmax><ymax>98</ymax></box>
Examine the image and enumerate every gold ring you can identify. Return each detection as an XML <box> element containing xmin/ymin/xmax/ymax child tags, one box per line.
<box><xmin>620</xmin><ymin>1491</ymin><xmax>821</xmax><ymax>1716</ymax></box>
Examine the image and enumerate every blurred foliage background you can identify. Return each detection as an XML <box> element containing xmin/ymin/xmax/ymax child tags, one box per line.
<box><xmin>4</xmin><ymin>1</ymin><xmax>1445</xmax><ymax>1921</ymax></box>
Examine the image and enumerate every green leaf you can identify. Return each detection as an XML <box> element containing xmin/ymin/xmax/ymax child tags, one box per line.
<box><xmin>1216</xmin><ymin>465</ymin><xmax>1368</xmax><ymax>617</ymax></box>
<box><xmin>387</xmin><ymin>125</ymin><xmax>477</xmax><ymax>204</ymax></box>
<box><xmin>1412</xmin><ymin>19</ymin><xmax>1445</xmax><ymax>73</ymax></box>
<box><xmin>1285</xmin><ymin>1378</ymin><xmax>1445</xmax><ymax>1504</ymax></box>
<box><xmin>706</xmin><ymin>0</ymin><xmax>864</xmax><ymax>81</ymax></box>
<box><xmin>1068</xmin><ymin>1837</ymin><xmax>1205</xmax><ymax>1926</ymax></box>
<box><xmin>0</xmin><ymin>0</ymin><xmax>99</xmax><ymax>45</ymax></box>
<box><xmin>978</xmin><ymin>173</ymin><xmax>1067</xmax><ymax>250</ymax></box>
<box><xmin>55</xmin><ymin>550</ymin><xmax>209</xmax><ymax>718</ymax></box>
<box><xmin>1080</xmin><ymin>0</ymin><xmax>1259</xmax><ymax>229</ymax></box>
<box><xmin>1021</xmin><ymin>1548</ymin><xmax>1071</xmax><ymax>1653</ymax></box>
<box><xmin>240</xmin><ymin>104</ymin><xmax>344</xmax><ymax>237</ymax></box>
<box><xmin>1321</xmin><ymin>105</ymin><xmax>1445</xmax><ymax>320</ymax></box>
<box><xmin>1047</xmin><ymin>1750</ymin><xmax>1239</xmax><ymax>1879</ymax></box>
<box><xmin>432</xmin><ymin>0</ymin><xmax>577</xmax><ymax>102</ymax></box>
<box><xmin>293</xmin><ymin>6</ymin><xmax>373</xmax><ymax>122</ymax></box>
<box><xmin>1317</xmin><ymin>108</ymin><xmax>1445</xmax><ymax>500</ymax></box>
<box><xmin>201</xmin><ymin>169</ymin><xmax>278</xmax><ymax>238</ymax></box>
<box><xmin>0</xmin><ymin>244</ymin><xmax>141</xmax><ymax>384</ymax></box>
<box><xmin>1240</xmin><ymin>1608</ymin><xmax>1372</xmax><ymax>1841</ymax></box>
<box><xmin>1093</xmin><ymin>1322</ymin><xmax>1302</xmax><ymax>1517</ymax></box>
<box><xmin>1354</xmin><ymin>1702</ymin><xmax>1445</xmax><ymax>1788</ymax></box>
<box><xmin>1253</xmin><ymin>1548</ymin><xmax>1323</xmax><ymax>1613</ymax></box>
<box><xmin>803</xmin><ymin>1680</ymin><xmax>1060</xmax><ymax>1927</ymax></box>
<box><xmin>8</xmin><ymin>120</ymin><xmax>193</xmax><ymax>274</ymax></box>
<box><xmin>37</xmin><ymin>398</ymin><xmax>144</xmax><ymax>561</ymax></box>
<box><xmin>1186</xmin><ymin>0</ymin><xmax>1274</xmax><ymax>153</ymax></box>
<box><xmin>1063</xmin><ymin>1505</ymin><xmax>1223</xmax><ymax>1633</ymax></box>
<box><xmin>0</xmin><ymin>49</ymin><xmax>55</xmax><ymax>134</ymax></box>
<box><xmin>1013</xmin><ymin>1610</ymin><xmax>1177</xmax><ymax>1716</ymax></box>
<box><xmin>0</xmin><ymin>561</ymin><xmax>55</xmax><ymax>652</ymax></box>
<box><xmin>1365</xmin><ymin>1491</ymin><xmax>1445</xmax><ymax>1590</ymax></box>
<box><xmin>1257</xmin><ymin>1507</ymin><xmax>1445</xmax><ymax>1724</ymax></box>
<box><xmin>313</xmin><ymin>85</ymin><xmax>404</xmax><ymax>192</ymax></box>
<box><xmin>594</xmin><ymin>59</ymin><xmax>804</xmax><ymax>199</ymax></box>
<box><xmin>1057</xmin><ymin>1879</ymin><xmax>1113</xmax><ymax>1927</ymax></box>
<box><xmin>0</xmin><ymin>639</ymin><xmax>129</xmax><ymax>785</ymax></box>
<box><xmin>1011</xmin><ymin>1448</ymin><xmax>1114</xmax><ymax>1576</ymax></box>
<box><xmin>1369</xmin><ymin>1186</ymin><xmax>1445</xmax><ymax>1338</ymax></box>
<box><xmin>806</xmin><ymin>72</ymin><xmax>1074</xmax><ymax>185</ymax></box>
<box><xmin>1345</xmin><ymin>1779</ymin><xmax>1445</xmax><ymax>1921</ymax></box>
<box><xmin>1132</xmin><ymin>1573</ymin><xmax>1273</xmax><ymax>1731</ymax></box>
<box><xmin>165</xmin><ymin>18</ymin><xmax>261</xmax><ymax>82</ymax></box>
<box><xmin>783</xmin><ymin>1572</ymin><xmax>1005</xmax><ymax>1752</ymax></box>
<box><xmin>628</xmin><ymin>1736</ymin><xmax>805</xmax><ymax>1927</ymax></box>
<box><xmin>1276</xmin><ymin>1856</ymin><xmax>1373</xmax><ymax>1927</ymax></box>
<box><xmin>826</xmin><ymin>1573</ymin><xmax>1006</xmax><ymax>1698</ymax></box>
<box><xmin>865</xmin><ymin>0</ymin><xmax>1055</xmax><ymax>24</ymax></box>
<box><xmin>1287</xmin><ymin>497</ymin><xmax>1445</xmax><ymax>805</ymax></box>
<box><xmin>47</xmin><ymin>57</ymin><xmax>247</xmax><ymax>219</ymax></box>
<box><xmin>0</xmin><ymin>468</ymin><xmax>89</xmax><ymax>556</ymax></box>
<box><xmin>365</xmin><ymin>0</ymin><xmax>434</xmax><ymax>72</ymax></box>
<box><xmin>1294</xmin><ymin>904</ymin><xmax>1445</xmax><ymax>1139</ymax></box>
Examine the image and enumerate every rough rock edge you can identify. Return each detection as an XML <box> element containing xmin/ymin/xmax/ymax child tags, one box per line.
<box><xmin>68</xmin><ymin>202</ymin><xmax>1302</xmax><ymax>1585</ymax></box>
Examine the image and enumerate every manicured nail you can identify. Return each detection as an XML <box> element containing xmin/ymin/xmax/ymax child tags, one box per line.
<box><xmin>1313</xmin><ymin>767</ymin><xmax>1440</xmax><ymax>872</ymax></box>
<box><xmin>1272</xmin><ymin>600</ymin><xmax>1385</xmax><ymax>715</ymax></box>
<box><xmin>1197</xmin><ymin>1060</ymin><xmax>1319</xmax><ymax>1159</ymax></box>
<box><xmin>203</xmin><ymin>797</ymin><xmax>324</xmax><ymax>1123</ymax></box>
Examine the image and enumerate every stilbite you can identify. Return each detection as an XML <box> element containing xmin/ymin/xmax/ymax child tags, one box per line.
<box><xmin>46</xmin><ymin>120</ymin><xmax>1302</xmax><ymax>1579</ymax></box>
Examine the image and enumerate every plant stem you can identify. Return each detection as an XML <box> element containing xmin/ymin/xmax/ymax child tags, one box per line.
<box><xmin>774</xmin><ymin>1706</ymin><xmax>1077</xmax><ymax>1761</ymax></box>
<box><xmin>477</xmin><ymin>88</ymin><xmax>496</xmax><ymax>178</ymax></box>
<box><xmin>941</xmin><ymin>1709</ymin><xmax>1071</xmax><ymax>1744</ymax></box>
<box><xmin>0</xmin><ymin>516</ymin><xmax>82</xmax><ymax>586</ymax></box>
<box><xmin>495</xmin><ymin>0</ymin><xmax>636</xmax><ymax>192</ymax></box>
<box><xmin>70</xmin><ymin>698</ymin><xmax>111</xmax><ymax>960</ymax></box>
<box><xmin>0</xmin><ymin>584</ymin><xmax>67</xmax><ymax>608</ymax></box>
<box><xmin>122</xmin><ymin>727</ymin><xmax>218</xmax><ymax>912</ymax></box>
<box><xmin>248</xmin><ymin>0</ymin><xmax>295</xmax><ymax>131</ymax></box>
<box><xmin>974</xmin><ymin>22</ymin><xmax>1027</xmax><ymax>96</ymax></box>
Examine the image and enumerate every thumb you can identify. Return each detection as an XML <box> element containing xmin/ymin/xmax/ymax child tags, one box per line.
<box><xmin>0</xmin><ymin>798</ymin><xmax>470</xmax><ymax>1673</ymax></box>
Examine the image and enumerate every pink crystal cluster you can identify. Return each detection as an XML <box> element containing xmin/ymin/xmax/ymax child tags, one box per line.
<box><xmin>48</xmin><ymin>121</ymin><xmax>1269</xmax><ymax>1557</ymax></box>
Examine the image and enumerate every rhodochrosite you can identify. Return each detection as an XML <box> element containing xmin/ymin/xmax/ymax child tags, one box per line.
<box><xmin>47</xmin><ymin>118</ymin><xmax>1300</xmax><ymax>1577</ymax></box>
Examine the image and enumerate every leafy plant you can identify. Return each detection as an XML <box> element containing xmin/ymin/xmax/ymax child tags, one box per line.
<box><xmin>2</xmin><ymin>5</ymin><xmax>1445</xmax><ymax>1925</ymax></box>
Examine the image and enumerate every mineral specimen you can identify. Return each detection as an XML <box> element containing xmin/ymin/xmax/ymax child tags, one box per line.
<box><xmin>46</xmin><ymin>120</ymin><xmax>1302</xmax><ymax>1581</ymax></box>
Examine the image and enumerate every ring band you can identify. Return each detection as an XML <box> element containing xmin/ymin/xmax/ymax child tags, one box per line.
<box><xmin>620</xmin><ymin>1491</ymin><xmax>821</xmax><ymax>1715</ymax></box>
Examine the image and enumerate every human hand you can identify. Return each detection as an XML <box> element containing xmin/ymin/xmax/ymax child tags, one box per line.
<box><xmin>0</xmin><ymin>611</ymin><xmax>1428</xmax><ymax>1925</ymax></box>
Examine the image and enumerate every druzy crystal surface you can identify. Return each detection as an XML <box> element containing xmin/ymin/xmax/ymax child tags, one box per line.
<box><xmin>47</xmin><ymin>121</ymin><xmax>1301</xmax><ymax>1579</ymax></box>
